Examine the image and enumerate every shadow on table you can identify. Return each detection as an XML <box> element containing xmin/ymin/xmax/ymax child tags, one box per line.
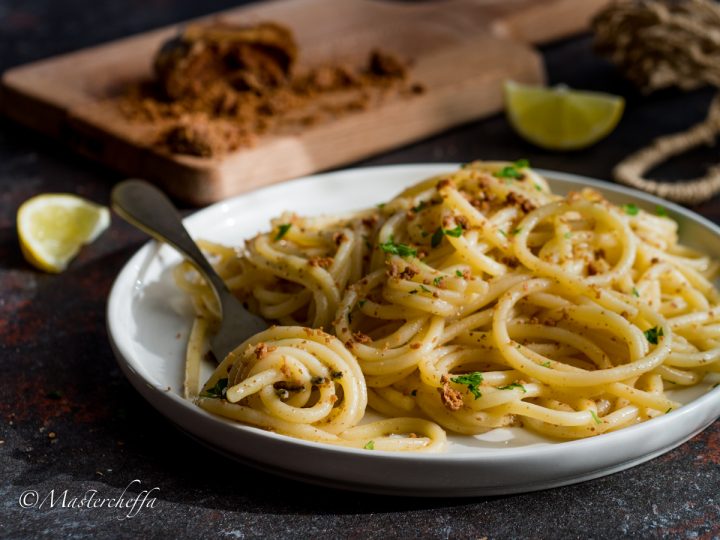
<box><xmin>1</xmin><ymin>236</ymin><xmax>482</xmax><ymax>514</ymax></box>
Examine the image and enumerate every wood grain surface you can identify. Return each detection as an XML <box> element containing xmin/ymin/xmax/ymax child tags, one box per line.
<box><xmin>0</xmin><ymin>0</ymin><xmax>608</xmax><ymax>203</ymax></box>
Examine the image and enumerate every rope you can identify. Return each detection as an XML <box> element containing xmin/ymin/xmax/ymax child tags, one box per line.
<box><xmin>593</xmin><ymin>0</ymin><xmax>720</xmax><ymax>204</ymax></box>
<box><xmin>612</xmin><ymin>95</ymin><xmax>720</xmax><ymax>204</ymax></box>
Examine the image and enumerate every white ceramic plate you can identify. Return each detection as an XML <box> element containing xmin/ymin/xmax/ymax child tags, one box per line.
<box><xmin>107</xmin><ymin>164</ymin><xmax>720</xmax><ymax>497</ymax></box>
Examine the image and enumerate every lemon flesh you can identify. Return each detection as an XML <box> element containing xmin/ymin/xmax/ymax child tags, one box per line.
<box><xmin>17</xmin><ymin>194</ymin><xmax>110</xmax><ymax>273</ymax></box>
<box><xmin>505</xmin><ymin>81</ymin><xmax>624</xmax><ymax>150</ymax></box>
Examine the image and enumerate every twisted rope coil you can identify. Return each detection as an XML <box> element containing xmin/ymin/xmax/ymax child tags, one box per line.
<box><xmin>593</xmin><ymin>0</ymin><xmax>720</xmax><ymax>204</ymax></box>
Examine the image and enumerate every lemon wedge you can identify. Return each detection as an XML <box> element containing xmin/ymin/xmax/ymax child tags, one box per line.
<box><xmin>17</xmin><ymin>194</ymin><xmax>110</xmax><ymax>273</ymax></box>
<box><xmin>505</xmin><ymin>81</ymin><xmax>624</xmax><ymax>150</ymax></box>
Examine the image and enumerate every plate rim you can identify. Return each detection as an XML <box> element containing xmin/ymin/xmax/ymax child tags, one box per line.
<box><xmin>107</xmin><ymin>163</ymin><xmax>720</xmax><ymax>463</ymax></box>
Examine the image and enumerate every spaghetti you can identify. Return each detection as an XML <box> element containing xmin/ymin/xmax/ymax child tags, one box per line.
<box><xmin>176</xmin><ymin>161</ymin><xmax>720</xmax><ymax>451</ymax></box>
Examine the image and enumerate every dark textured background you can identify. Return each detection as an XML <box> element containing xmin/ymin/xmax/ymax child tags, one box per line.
<box><xmin>1</xmin><ymin>1</ymin><xmax>719</xmax><ymax>538</ymax></box>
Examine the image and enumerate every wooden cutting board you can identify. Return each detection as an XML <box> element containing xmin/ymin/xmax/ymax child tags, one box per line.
<box><xmin>0</xmin><ymin>0</ymin><xmax>609</xmax><ymax>204</ymax></box>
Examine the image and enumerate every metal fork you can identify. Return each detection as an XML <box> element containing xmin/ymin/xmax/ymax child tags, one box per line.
<box><xmin>111</xmin><ymin>179</ymin><xmax>268</xmax><ymax>361</ymax></box>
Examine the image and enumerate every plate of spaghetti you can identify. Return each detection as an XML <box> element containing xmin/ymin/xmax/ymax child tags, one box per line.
<box><xmin>108</xmin><ymin>162</ymin><xmax>720</xmax><ymax>496</ymax></box>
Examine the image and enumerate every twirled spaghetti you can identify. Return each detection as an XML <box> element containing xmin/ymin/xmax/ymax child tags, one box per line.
<box><xmin>177</xmin><ymin>161</ymin><xmax>720</xmax><ymax>451</ymax></box>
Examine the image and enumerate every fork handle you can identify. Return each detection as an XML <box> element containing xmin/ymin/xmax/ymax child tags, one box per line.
<box><xmin>111</xmin><ymin>179</ymin><xmax>233</xmax><ymax>313</ymax></box>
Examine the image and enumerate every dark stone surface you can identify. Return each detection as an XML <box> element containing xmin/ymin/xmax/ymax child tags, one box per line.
<box><xmin>0</xmin><ymin>1</ymin><xmax>718</xmax><ymax>538</ymax></box>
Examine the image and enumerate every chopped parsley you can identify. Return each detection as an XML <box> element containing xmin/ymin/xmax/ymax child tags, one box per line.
<box><xmin>431</xmin><ymin>227</ymin><xmax>444</xmax><ymax>248</ymax></box>
<box><xmin>498</xmin><ymin>383</ymin><xmax>527</xmax><ymax>393</ymax></box>
<box><xmin>534</xmin><ymin>183</ymin><xmax>543</xmax><ymax>192</ymax></box>
<box><xmin>644</xmin><ymin>326</ymin><xmax>664</xmax><ymax>345</ymax></box>
<box><xmin>498</xmin><ymin>229</ymin><xmax>508</xmax><ymax>238</ymax></box>
<box><xmin>420</xmin><ymin>284</ymin><xmax>431</xmax><ymax>293</ymax></box>
<box><xmin>450</xmin><ymin>372</ymin><xmax>484</xmax><ymax>399</ymax></box>
<box><xmin>200</xmin><ymin>378</ymin><xmax>228</xmax><ymax>399</ymax></box>
<box><xmin>455</xmin><ymin>270</ymin><xmax>464</xmax><ymax>278</ymax></box>
<box><xmin>433</xmin><ymin>276</ymin><xmax>444</xmax><ymax>287</ymax></box>
<box><xmin>412</xmin><ymin>201</ymin><xmax>427</xmax><ymax>213</ymax></box>
<box><xmin>656</xmin><ymin>205</ymin><xmax>668</xmax><ymax>217</ymax></box>
<box><xmin>563</xmin><ymin>232</ymin><xmax>572</xmax><ymax>239</ymax></box>
<box><xmin>431</xmin><ymin>225</ymin><xmax>463</xmax><ymax>248</ymax></box>
<box><xmin>512</xmin><ymin>227</ymin><xmax>522</xmax><ymax>235</ymax></box>
<box><xmin>363</xmin><ymin>440</ymin><xmax>375</xmax><ymax>450</ymax></box>
<box><xmin>631</xmin><ymin>287</ymin><xmax>640</xmax><ymax>297</ymax></box>
<box><xmin>590</xmin><ymin>410</ymin><xmax>602</xmax><ymax>425</ymax></box>
<box><xmin>494</xmin><ymin>166</ymin><xmax>522</xmax><ymax>180</ymax></box>
<box><xmin>274</xmin><ymin>223</ymin><xmax>292</xmax><ymax>241</ymax></box>
<box><xmin>379</xmin><ymin>236</ymin><xmax>417</xmax><ymax>257</ymax></box>
<box><xmin>541</xmin><ymin>361</ymin><xmax>552</xmax><ymax>368</ymax></box>
<box><xmin>622</xmin><ymin>203</ymin><xmax>639</xmax><ymax>216</ymax></box>
<box><xmin>358</xmin><ymin>299</ymin><xmax>367</xmax><ymax>308</ymax></box>
<box><xmin>666</xmin><ymin>407</ymin><xmax>673</xmax><ymax>414</ymax></box>
<box><xmin>493</xmin><ymin>159</ymin><xmax>529</xmax><ymax>180</ymax></box>
<box><xmin>377</xmin><ymin>203</ymin><xmax>386</xmax><ymax>210</ymax></box>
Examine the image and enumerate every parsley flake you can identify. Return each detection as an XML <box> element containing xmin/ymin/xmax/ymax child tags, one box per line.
<box><xmin>364</xmin><ymin>440</ymin><xmax>375</xmax><ymax>450</ymax></box>
<box><xmin>512</xmin><ymin>227</ymin><xmax>522</xmax><ymax>235</ymax></box>
<box><xmin>494</xmin><ymin>166</ymin><xmax>521</xmax><ymax>179</ymax></box>
<box><xmin>431</xmin><ymin>227</ymin><xmax>444</xmax><ymax>248</ymax></box>
<box><xmin>420</xmin><ymin>284</ymin><xmax>431</xmax><ymax>293</ymax></box>
<box><xmin>644</xmin><ymin>326</ymin><xmax>664</xmax><ymax>345</ymax></box>
<box><xmin>275</xmin><ymin>223</ymin><xmax>292</xmax><ymax>241</ymax></box>
<box><xmin>358</xmin><ymin>299</ymin><xmax>367</xmax><ymax>308</ymax></box>
<box><xmin>563</xmin><ymin>232</ymin><xmax>572</xmax><ymax>239</ymax></box>
<box><xmin>622</xmin><ymin>203</ymin><xmax>639</xmax><ymax>216</ymax></box>
<box><xmin>493</xmin><ymin>159</ymin><xmax>529</xmax><ymax>180</ymax></box>
<box><xmin>455</xmin><ymin>270</ymin><xmax>464</xmax><ymax>278</ymax></box>
<box><xmin>431</xmin><ymin>225</ymin><xmax>463</xmax><ymax>248</ymax></box>
<box><xmin>379</xmin><ymin>236</ymin><xmax>417</xmax><ymax>257</ymax></box>
<box><xmin>498</xmin><ymin>383</ymin><xmax>527</xmax><ymax>393</ymax></box>
<box><xmin>541</xmin><ymin>361</ymin><xmax>552</xmax><ymax>368</ymax></box>
<box><xmin>590</xmin><ymin>410</ymin><xmax>602</xmax><ymax>425</ymax></box>
<box><xmin>656</xmin><ymin>206</ymin><xmax>668</xmax><ymax>217</ymax></box>
<box><xmin>534</xmin><ymin>183</ymin><xmax>543</xmax><ymax>192</ymax></box>
<box><xmin>412</xmin><ymin>201</ymin><xmax>427</xmax><ymax>213</ymax></box>
<box><xmin>433</xmin><ymin>276</ymin><xmax>443</xmax><ymax>287</ymax></box>
<box><xmin>450</xmin><ymin>372</ymin><xmax>484</xmax><ymax>399</ymax></box>
<box><xmin>445</xmin><ymin>225</ymin><xmax>463</xmax><ymax>237</ymax></box>
<box><xmin>666</xmin><ymin>407</ymin><xmax>673</xmax><ymax>414</ymax></box>
<box><xmin>631</xmin><ymin>287</ymin><xmax>640</xmax><ymax>298</ymax></box>
<box><xmin>200</xmin><ymin>378</ymin><xmax>229</xmax><ymax>399</ymax></box>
